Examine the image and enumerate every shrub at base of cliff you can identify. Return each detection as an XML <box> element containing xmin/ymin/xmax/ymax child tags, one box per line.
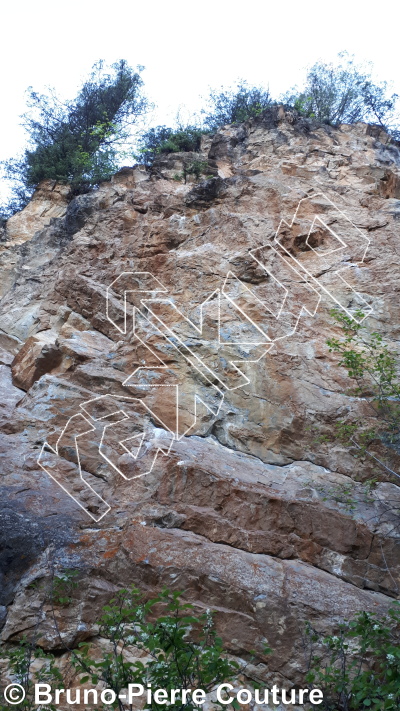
<box><xmin>0</xmin><ymin>586</ymin><xmax>241</xmax><ymax>711</ymax></box>
<box><xmin>305</xmin><ymin>604</ymin><xmax>400</xmax><ymax>710</ymax></box>
<box><xmin>73</xmin><ymin>587</ymin><xmax>242</xmax><ymax>711</ymax></box>
<box><xmin>2</xmin><ymin>578</ymin><xmax>399</xmax><ymax>711</ymax></box>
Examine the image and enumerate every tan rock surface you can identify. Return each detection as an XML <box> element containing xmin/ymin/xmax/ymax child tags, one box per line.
<box><xmin>4</xmin><ymin>181</ymin><xmax>70</xmax><ymax>246</ymax></box>
<box><xmin>0</xmin><ymin>108</ymin><xmax>399</xmax><ymax>681</ymax></box>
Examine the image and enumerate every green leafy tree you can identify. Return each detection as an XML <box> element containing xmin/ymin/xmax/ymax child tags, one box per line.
<box><xmin>283</xmin><ymin>53</ymin><xmax>399</xmax><ymax>133</ymax></box>
<box><xmin>305</xmin><ymin>603</ymin><xmax>400</xmax><ymax>710</ymax></box>
<box><xmin>1</xmin><ymin>60</ymin><xmax>148</xmax><ymax>217</ymax></box>
<box><xmin>50</xmin><ymin>569</ymin><xmax>80</xmax><ymax>606</ymax></box>
<box><xmin>73</xmin><ymin>586</ymin><xmax>240</xmax><ymax>711</ymax></box>
<box><xmin>0</xmin><ymin>638</ymin><xmax>63</xmax><ymax>711</ymax></box>
<box><xmin>137</xmin><ymin>125</ymin><xmax>205</xmax><ymax>166</ymax></box>
<box><xmin>0</xmin><ymin>584</ymin><xmax>241</xmax><ymax>711</ymax></box>
<box><xmin>202</xmin><ymin>80</ymin><xmax>272</xmax><ymax>131</ymax></box>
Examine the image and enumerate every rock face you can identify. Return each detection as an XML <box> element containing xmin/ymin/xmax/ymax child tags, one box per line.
<box><xmin>3</xmin><ymin>180</ymin><xmax>70</xmax><ymax>247</ymax></box>
<box><xmin>0</xmin><ymin>107</ymin><xmax>399</xmax><ymax>684</ymax></box>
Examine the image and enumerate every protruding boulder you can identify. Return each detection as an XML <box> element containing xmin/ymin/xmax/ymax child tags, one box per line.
<box><xmin>11</xmin><ymin>330</ymin><xmax>62</xmax><ymax>390</ymax></box>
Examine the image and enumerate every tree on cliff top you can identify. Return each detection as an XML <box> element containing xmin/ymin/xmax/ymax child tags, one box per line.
<box><xmin>284</xmin><ymin>52</ymin><xmax>399</xmax><ymax>134</ymax></box>
<box><xmin>135</xmin><ymin>82</ymin><xmax>272</xmax><ymax>168</ymax></box>
<box><xmin>1</xmin><ymin>60</ymin><xmax>148</xmax><ymax>215</ymax></box>
<box><xmin>202</xmin><ymin>80</ymin><xmax>272</xmax><ymax>131</ymax></box>
<box><xmin>136</xmin><ymin>124</ymin><xmax>205</xmax><ymax>166</ymax></box>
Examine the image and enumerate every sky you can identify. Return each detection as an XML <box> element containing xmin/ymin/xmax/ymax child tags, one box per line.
<box><xmin>1</xmin><ymin>0</ymin><xmax>399</xmax><ymax>200</ymax></box>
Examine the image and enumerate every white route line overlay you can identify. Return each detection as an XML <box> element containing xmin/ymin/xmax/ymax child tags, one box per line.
<box><xmin>38</xmin><ymin>395</ymin><xmax>176</xmax><ymax>522</ymax></box>
<box><xmin>38</xmin><ymin>192</ymin><xmax>379</xmax><ymax>520</ymax></box>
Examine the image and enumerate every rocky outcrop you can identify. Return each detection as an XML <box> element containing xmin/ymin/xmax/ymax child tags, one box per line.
<box><xmin>0</xmin><ymin>108</ymin><xmax>399</xmax><ymax>685</ymax></box>
<box><xmin>3</xmin><ymin>181</ymin><xmax>70</xmax><ymax>247</ymax></box>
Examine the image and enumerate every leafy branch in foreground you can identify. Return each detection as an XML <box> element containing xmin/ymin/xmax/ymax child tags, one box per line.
<box><xmin>0</xmin><ymin>582</ymin><xmax>241</xmax><ymax>711</ymax></box>
<box><xmin>305</xmin><ymin>603</ymin><xmax>400</xmax><ymax>710</ymax></box>
<box><xmin>2</xmin><ymin>579</ymin><xmax>398</xmax><ymax>711</ymax></box>
<box><xmin>0</xmin><ymin>637</ymin><xmax>63</xmax><ymax>711</ymax></box>
<box><xmin>73</xmin><ymin>586</ymin><xmax>240</xmax><ymax>711</ymax></box>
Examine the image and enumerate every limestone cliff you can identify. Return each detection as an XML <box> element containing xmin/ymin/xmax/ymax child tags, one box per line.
<box><xmin>0</xmin><ymin>107</ymin><xmax>399</xmax><ymax>685</ymax></box>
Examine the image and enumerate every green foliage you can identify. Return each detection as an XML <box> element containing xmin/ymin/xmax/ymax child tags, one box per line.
<box><xmin>305</xmin><ymin>603</ymin><xmax>400</xmax><ymax>710</ymax></box>
<box><xmin>172</xmin><ymin>159</ymin><xmax>210</xmax><ymax>183</ymax></box>
<box><xmin>2</xmin><ymin>582</ymin><xmax>399</xmax><ymax>711</ymax></box>
<box><xmin>305</xmin><ymin>471</ymin><xmax>377</xmax><ymax>513</ymax></box>
<box><xmin>303</xmin><ymin>309</ymin><xmax>400</xmax><ymax>533</ymax></box>
<box><xmin>313</xmin><ymin>481</ymin><xmax>359</xmax><ymax>512</ymax></box>
<box><xmin>137</xmin><ymin>80</ymin><xmax>273</xmax><ymax>167</ymax></box>
<box><xmin>72</xmin><ymin>585</ymin><xmax>239</xmax><ymax>710</ymax></box>
<box><xmin>305</xmin><ymin>309</ymin><xmax>400</xmax><ymax>519</ymax></box>
<box><xmin>202</xmin><ymin>80</ymin><xmax>272</xmax><ymax>131</ymax></box>
<box><xmin>307</xmin><ymin>418</ymin><xmax>378</xmax><ymax>460</ymax></box>
<box><xmin>184</xmin><ymin>159</ymin><xmax>209</xmax><ymax>180</ymax></box>
<box><xmin>300</xmin><ymin>305</ymin><xmax>400</xmax><ymax>581</ymax></box>
<box><xmin>51</xmin><ymin>569</ymin><xmax>79</xmax><ymax>606</ymax></box>
<box><xmin>0</xmin><ymin>586</ymin><xmax>240</xmax><ymax>711</ymax></box>
<box><xmin>1</xmin><ymin>60</ymin><xmax>148</xmax><ymax>216</ymax></box>
<box><xmin>0</xmin><ymin>637</ymin><xmax>63</xmax><ymax>711</ymax></box>
<box><xmin>283</xmin><ymin>53</ymin><xmax>399</xmax><ymax>133</ymax></box>
<box><xmin>137</xmin><ymin>125</ymin><xmax>205</xmax><ymax>166</ymax></box>
<box><xmin>327</xmin><ymin>309</ymin><xmax>400</xmax><ymax>463</ymax></box>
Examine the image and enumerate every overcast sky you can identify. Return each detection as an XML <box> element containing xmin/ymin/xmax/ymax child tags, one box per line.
<box><xmin>1</xmin><ymin>0</ymin><xmax>399</xmax><ymax>199</ymax></box>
